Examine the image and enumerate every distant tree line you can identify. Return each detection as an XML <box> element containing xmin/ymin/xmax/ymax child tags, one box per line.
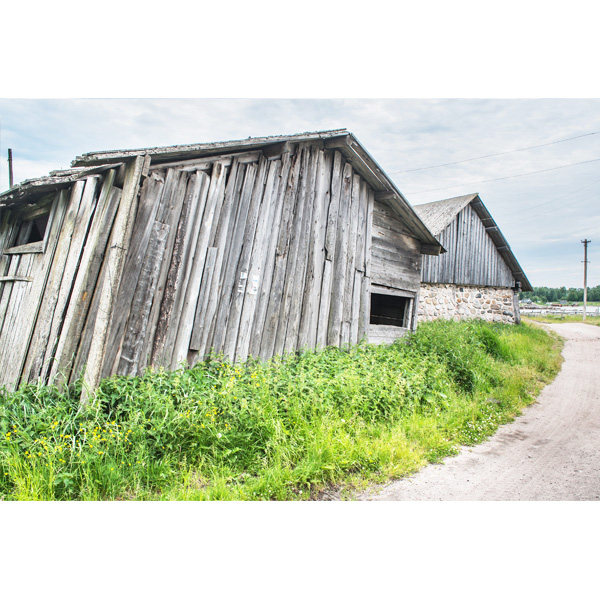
<box><xmin>520</xmin><ymin>286</ymin><xmax>600</xmax><ymax>303</ymax></box>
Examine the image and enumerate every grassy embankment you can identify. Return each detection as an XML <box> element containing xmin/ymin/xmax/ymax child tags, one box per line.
<box><xmin>0</xmin><ymin>320</ymin><xmax>563</xmax><ymax>501</ymax></box>
<box><xmin>524</xmin><ymin>314</ymin><xmax>600</xmax><ymax>326</ymax></box>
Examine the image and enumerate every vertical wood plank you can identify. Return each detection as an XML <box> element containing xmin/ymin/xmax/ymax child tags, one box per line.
<box><xmin>297</xmin><ymin>149</ymin><xmax>332</xmax><ymax>351</ymax></box>
<box><xmin>222</xmin><ymin>155</ymin><xmax>269</xmax><ymax>360</ymax></box>
<box><xmin>21</xmin><ymin>188</ymin><xmax>78</xmax><ymax>382</ymax></box>
<box><xmin>168</xmin><ymin>173</ymin><xmax>214</xmax><ymax>369</ymax></box>
<box><xmin>208</xmin><ymin>162</ymin><xmax>258</xmax><ymax>357</ymax></box>
<box><xmin>316</xmin><ymin>151</ymin><xmax>343</xmax><ymax>348</ymax></box>
<box><xmin>341</xmin><ymin>174</ymin><xmax>361</xmax><ymax>345</ymax></box>
<box><xmin>52</xmin><ymin>170</ymin><xmax>120</xmax><ymax>382</ymax></box>
<box><xmin>5</xmin><ymin>191</ymin><xmax>69</xmax><ymax>386</ymax></box>
<box><xmin>326</xmin><ymin>161</ymin><xmax>353</xmax><ymax>347</ymax></box>
<box><xmin>188</xmin><ymin>247</ymin><xmax>217</xmax><ymax>352</ymax></box>
<box><xmin>39</xmin><ymin>178</ymin><xmax>99</xmax><ymax>382</ymax></box>
<box><xmin>148</xmin><ymin>170</ymin><xmax>191</xmax><ymax>365</ymax></box>
<box><xmin>358</xmin><ymin>189</ymin><xmax>374</xmax><ymax>342</ymax></box>
<box><xmin>117</xmin><ymin>223</ymin><xmax>169</xmax><ymax>375</ymax></box>
<box><xmin>82</xmin><ymin>155</ymin><xmax>145</xmax><ymax>403</ymax></box>
<box><xmin>100</xmin><ymin>170</ymin><xmax>167</xmax><ymax>378</ymax></box>
<box><xmin>281</xmin><ymin>145</ymin><xmax>318</xmax><ymax>355</ymax></box>
<box><xmin>189</xmin><ymin>159</ymin><xmax>245</xmax><ymax>361</ymax></box>
<box><xmin>70</xmin><ymin>190</ymin><xmax>124</xmax><ymax>382</ymax></box>
<box><xmin>258</xmin><ymin>147</ymin><xmax>303</xmax><ymax>359</ymax></box>
<box><xmin>247</xmin><ymin>152</ymin><xmax>292</xmax><ymax>359</ymax></box>
<box><xmin>234</xmin><ymin>158</ymin><xmax>282</xmax><ymax>362</ymax></box>
<box><xmin>350</xmin><ymin>270</ymin><xmax>362</xmax><ymax>344</ymax></box>
<box><xmin>0</xmin><ymin>259</ymin><xmax>21</xmax><ymax>371</ymax></box>
<box><xmin>151</xmin><ymin>172</ymin><xmax>210</xmax><ymax>368</ymax></box>
<box><xmin>0</xmin><ymin>255</ymin><xmax>35</xmax><ymax>388</ymax></box>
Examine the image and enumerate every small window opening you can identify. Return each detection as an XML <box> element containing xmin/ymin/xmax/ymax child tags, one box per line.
<box><xmin>8</xmin><ymin>212</ymin><xmax>50</xmax><ymax>250</ymax></box>
<box><xmin>26</xmin><ymin>214</ymin><xmax>50</xmax><ymax>243</ymax></box>
<box><xmin>370</xmin><ymin>293</ymin><xmax>409</xmax><ymax>327</ymax></box>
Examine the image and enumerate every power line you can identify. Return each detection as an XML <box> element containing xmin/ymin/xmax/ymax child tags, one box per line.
<box><xmin>406</xmin><ymin>157</ymin><xmax>600</xmax><ymax>195</ymax></box>
<box><xmin>502</xmin><ymin>190</ymin><xmax>598</xmax><ymax>225</ymax></box>
<box><xmin>390</xmin><ymin>131</ymin><xmax>600</xmax><ymax>174</ymax></box>
<box><xmin>495</xmin><ymin>177</ymin><xmax>600</xmax><ymax>220</ymax></box>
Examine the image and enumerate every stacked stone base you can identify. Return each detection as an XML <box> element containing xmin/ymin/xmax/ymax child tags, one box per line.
<box><xmin>417</xmin><ymin>283</ymin><xmax>517</xmax><ymax>324</ymax></box>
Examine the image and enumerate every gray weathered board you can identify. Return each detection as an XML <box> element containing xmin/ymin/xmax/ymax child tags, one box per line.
<box><xmin>420</xmin><ymin>202</ymin><xmax>514</xmax><ymax>288</ymax></box>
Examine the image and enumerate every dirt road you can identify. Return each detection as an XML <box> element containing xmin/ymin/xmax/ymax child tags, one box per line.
<box><xmin>358</xmin><ymin>322</ymin><xmax>600</xmax><ymax>501</ymax></box>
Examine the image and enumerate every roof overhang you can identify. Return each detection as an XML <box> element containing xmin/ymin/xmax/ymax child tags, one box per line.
<box><xmin>0</xmin><ymin>164</ymin><xmax>122</xmax><ymax>208</ymax></box>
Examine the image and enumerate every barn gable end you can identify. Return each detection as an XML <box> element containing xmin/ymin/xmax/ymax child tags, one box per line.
<box><xmin>414</xmin><ymin>193</ymin><xmax>532</xmax><ymax>325</ymax></box>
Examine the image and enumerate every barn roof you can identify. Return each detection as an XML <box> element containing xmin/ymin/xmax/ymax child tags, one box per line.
<box><xmin>413</xmin><ymin>193</ymin><xmax>532</xmax><ymax>291</ymax></box>
<box><xmin>1</xmin><ymin>129</ymin><xmax>442</xmax><ymax>255</ymax></box>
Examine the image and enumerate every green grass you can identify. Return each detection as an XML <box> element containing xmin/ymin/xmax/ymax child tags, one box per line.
<box><xmin>0</xmin><ymin>320</ymin><xmax>563</xmax><ymax>501</ymax></box>
<box><xmin>525</xmin><ymin>314</ymin><xmax>600</xmax><ymax>326</ymax></box>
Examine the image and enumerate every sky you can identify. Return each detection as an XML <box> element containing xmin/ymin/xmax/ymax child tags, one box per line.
<box><xmin>1</xmin><ymin>98</ymin><xmax>599</xmax><ymax>289</ymax></box>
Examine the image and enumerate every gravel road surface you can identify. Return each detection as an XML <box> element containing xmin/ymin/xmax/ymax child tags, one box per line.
<box><xmin>357</xmin><ymin>322</ymin><xmax>600</xmax><ymax>501</ymax></box>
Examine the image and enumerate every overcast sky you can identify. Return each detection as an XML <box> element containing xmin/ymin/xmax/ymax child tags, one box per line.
<box><xmin>2</xmin><ymin>98</ymin><xmax>598</xmax><ymax>289</ymax></box>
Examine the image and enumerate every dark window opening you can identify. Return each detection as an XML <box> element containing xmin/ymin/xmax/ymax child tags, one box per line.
<box><xmin>27</xmin><ymin>214</ymin><xmax>49</xmax><ymax>243</ymax></box>
<box><xmin>9</xmin><ymin>213</ymin><xmax>50</xmax><ymax>249</ymax></box>
<box><xmin>370</xmin><ymin>293</ymin><xmax>410</xmax><ymax>327</ymax></box>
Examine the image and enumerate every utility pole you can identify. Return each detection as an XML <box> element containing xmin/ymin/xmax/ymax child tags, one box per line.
<box><xmin>582</xmin><ymin>239</ymin><xmax>591</xmax><ymax>321</ymax></box>
<box><xmin>8</xmin><ymin>149</ymin><xmax>13</xmax><ymax>189</ymax></box>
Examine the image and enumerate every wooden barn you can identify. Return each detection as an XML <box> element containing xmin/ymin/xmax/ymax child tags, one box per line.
<box><xmin>413</xmin><ymin>193</ymin><xmax>532</xmax><ymax>324</ymax></box>
<box><xmin>0</xmin><ymin>130</ymin><xmax>442</xmax><ymax>394</ymax></box>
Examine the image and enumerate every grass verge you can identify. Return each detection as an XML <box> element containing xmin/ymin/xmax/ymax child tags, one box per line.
<box><xmin>0</xmin><ymin>320</ymin><xmax>563</xmax><ymax>501</ymax></box>
<box><xmin>525</xmin><ymin>314</ymin><xmax>600</xmax><ymax>326</ymax></box>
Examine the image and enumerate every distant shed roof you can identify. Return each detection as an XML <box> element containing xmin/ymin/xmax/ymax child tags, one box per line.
<box><xmin>413</xmin><ymin>193</ymin><xmax>532</xmax><ymax>291</ymax></box>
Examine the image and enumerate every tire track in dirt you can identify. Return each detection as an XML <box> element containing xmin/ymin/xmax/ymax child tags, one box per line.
<box><xmin>356</xmin><ymin>322</ymin><xmax>600</xmax><ymax>501</ymax></box>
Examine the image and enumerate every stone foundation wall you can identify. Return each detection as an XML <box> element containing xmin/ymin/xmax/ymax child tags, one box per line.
<box><xmin>417</xmin><ymin>283</ymin><xmax>518</xmax><ymax>324</ymax></box>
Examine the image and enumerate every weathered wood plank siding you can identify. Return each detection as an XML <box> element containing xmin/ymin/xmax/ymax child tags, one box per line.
<box><xmin>370</xmin><ymin>200</ymin><xmax>423</xmax><ymax>294</ymax></box>
<box><xmin>421</xmin><ymin>203</ymin><xmax>514</xmax><ymax>288</ymax></box>
<box><xmin>0</xmin><ymin>167</ymin><xmax>125</xmax><ymax>391</ymax></box>
<box><xmin>0</xmin><ymin>139</ymin><xmax>428</xmax><ymax>391</ymax></box>
<box><xmin>367</xmin><ymin>198</ymin><xmax>423</xmax><ymax>343</ymax></box>
<box><xmin>96</xmin><ymin>142</ymin><xmax>394</xmax><ymax>377</ymax></box>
